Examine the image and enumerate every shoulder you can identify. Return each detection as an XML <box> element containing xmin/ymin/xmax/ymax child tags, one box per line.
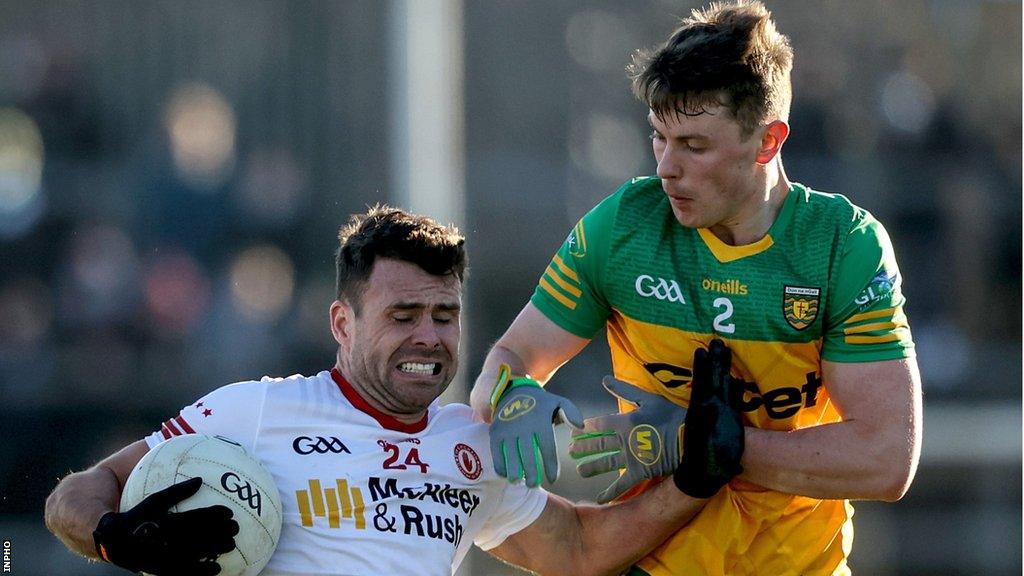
<box><xmin>790</xmin><ymin>184</ymin><xmax>894</xmax><ymax>250</ymax></box>
<box><xmin>605</xmin><ymin>176</ymin><xmax>667</xmax><ymax>220</ymax></box>
<box><xmin>571</xmin><ymin>177</ymin><xmax>670</xmax><ymax>253</ymax></box>
<box><xmin>580</xmin><ymin>177</ymin><xmax>664</xmax><ymax>223</ymax></box>
<box><xmin>199</xmin><ymin>371</ymin><xmax>329</xmax><ymax>413</ymax></box>
<box><xmin>792</xmin><ymin>184</ymin><xmax>859</xmax><ymax>224</ymax></box>
<box><xmin>429</xmin><ymin>403</ymin><xmax>489</xmax><ymax>438</ymax></box>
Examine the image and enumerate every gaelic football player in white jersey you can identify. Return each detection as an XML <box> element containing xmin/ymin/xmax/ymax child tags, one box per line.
<box><xmin>45</xmin><ymin>206</ymin><xmax>726</xmax><ymax>576</ymax></box>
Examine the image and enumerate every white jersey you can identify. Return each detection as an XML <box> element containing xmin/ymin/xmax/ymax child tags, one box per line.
<box><xmin>145</xmin><ymin>369</ymin><xmax>547</xmax><ymax>576</ymax></box>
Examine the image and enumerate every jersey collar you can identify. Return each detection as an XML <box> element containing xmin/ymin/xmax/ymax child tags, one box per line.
<box><xmin>330</xmin><ymin>368</ymin><xmax>428</xmax><ymax>433</ymax></box>
<box><xmin>696</xmin><ymin>183</ymin><xmax>800</xmax><ymax>263</ymax></box>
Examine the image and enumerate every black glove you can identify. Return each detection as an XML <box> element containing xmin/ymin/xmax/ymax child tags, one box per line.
<box><xmin>673</xmin><ymin>339</ymin><xmax>745</xmax><ymax>498</ymax></box>
<box><xmin>94</xmin><ymin>477</ymin><xmax>239</xmax><ymax>576</ymax></box>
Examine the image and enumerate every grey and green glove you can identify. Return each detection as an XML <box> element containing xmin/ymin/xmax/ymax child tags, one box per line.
<box><xmin>569</xmin><ymin>376</ymin><xmax>686</xmax><ymax>503</ymax></box>
<box><xmin>489</xmin><ymin>363</ymin><xmax>584</xmax><ymax>487</ymax></box>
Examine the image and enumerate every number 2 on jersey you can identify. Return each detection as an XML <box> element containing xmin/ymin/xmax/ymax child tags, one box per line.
<box><xmin>712</xmin><ymin>297</ymin><xmax>736</xmax><ymax>334</ymax></box>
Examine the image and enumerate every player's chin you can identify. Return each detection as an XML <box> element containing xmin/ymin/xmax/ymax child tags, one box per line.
<box><xmin>669</xmin><ymin>208</ymin><xmax>700</xmax><ymax>229</ymax></box>
<box><xmin>394</xmin><ymin>376</ymin><xmax>453</xmax><ymax>410</ymax></box>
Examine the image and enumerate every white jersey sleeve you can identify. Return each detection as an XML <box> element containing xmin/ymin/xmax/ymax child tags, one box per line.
<box><xmin>472</xmin><ymin>480</ymin><xmax>548</xmax><ymax>551</ymax></box>
<box><xmin>144</xmin><ymin>379</ymin><xmax>270</xmax><ymax>453</ymax></box>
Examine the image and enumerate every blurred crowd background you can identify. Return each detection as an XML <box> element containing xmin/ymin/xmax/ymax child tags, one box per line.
<box><xmin>0</xmin><ymin>1</ymin><xmax>1019</xmax><ymax>575</ymax></box>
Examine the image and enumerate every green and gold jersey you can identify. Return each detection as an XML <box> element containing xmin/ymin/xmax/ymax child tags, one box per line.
<box><xmin>533</xmin><ymin>176</ymin><xmax>913</xmax><ymax>430</ymax></box>
<box><xmin>531</xmin><ymin>176</ymin><xmax>914</xmax><ymax>575</ymax></box>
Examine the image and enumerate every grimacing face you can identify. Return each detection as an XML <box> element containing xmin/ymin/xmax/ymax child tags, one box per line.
<box><xmin>649</xmin><ymin>106</ymin><xmax>768</xmax><ymax>233</ymax></box>
<box><xmin>331</xmin><ymin>258</ymin><xmax>461</xmax><ymax>419</ymax></box>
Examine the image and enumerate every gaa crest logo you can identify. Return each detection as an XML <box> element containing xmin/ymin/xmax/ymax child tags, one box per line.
<box><xmin>783</xmin><ymin>285</ymin><xmax>820</xmax><ymax>330</ymax></box>
<box><xmin>221</xmin><ymin>472</ymin><xmax>263</xmax><ymax>515</ymax></box>
<box><xmin>628</xmin><ymin>424</ymin><xmax>662</xmax><ymax>467</ymax></box>
<box><xmin>453</xmin><ymin>443</ymin><xmax>482</xmax><ymax>480</ymax></box>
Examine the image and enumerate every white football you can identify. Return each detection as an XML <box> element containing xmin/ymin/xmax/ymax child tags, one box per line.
<box><xmin>120</xmin><ymin>434</ymin><xmax>283</xmax><ymax>576</ymax></box>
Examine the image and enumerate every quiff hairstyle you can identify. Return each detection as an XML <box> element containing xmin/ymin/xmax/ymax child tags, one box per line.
<box><xmin>629</xmin><ymin>0</ymin><xmax>793</xmax><ymax>137</ymax></box>
<box><xmin>335</xmin><ymin>205</ymin><xmax>467</xmax><ymax>313</ymax></box>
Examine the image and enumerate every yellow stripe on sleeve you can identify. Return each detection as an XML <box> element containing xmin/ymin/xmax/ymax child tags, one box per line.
<box><xmin>846</xmin><ymin>307</ymin><xmax>897</xmax><ymax>324</ymax></box>
<box><xmin>845</xmin><ymin>333</ymin><xmax>902</xmax><ymax>344</ymax></box>
<box><xmin>539</xmin><ymin>277</ymin><xmax>577</xmax><ymax>310</ymax></box>
<box><xmin>551</xmin><ymin>254</ymin><xmax>579</xmax><ymax>282</ymax></box>
<box><xmin>844</xmin><ymin>321</ymin><xmax>899</xmax><ymax>335</ymax></box>
<box><xmin>545</xmin><ymin>266</ymin><xmax>583</xmax><ymax>297</ymax></box>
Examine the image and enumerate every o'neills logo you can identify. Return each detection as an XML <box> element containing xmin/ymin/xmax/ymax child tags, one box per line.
<box><xmin>702</xmin><ymin>278</ymin><xmax>748</xmax><ymax>295</ymax></box>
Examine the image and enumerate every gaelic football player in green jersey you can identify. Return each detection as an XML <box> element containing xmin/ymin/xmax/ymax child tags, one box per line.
<box><xmin>470</xmin><ymin>1</ymin><xmax>922</xmax><ymax>574</ymax></box>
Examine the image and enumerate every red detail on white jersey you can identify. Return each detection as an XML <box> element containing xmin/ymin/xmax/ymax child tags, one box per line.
<box><xmin>202</xmin><ymin>408</ymin><xmax>213</xmax><ymax>417</ymax></box>
<box><xmin>454</xmin><ymin>443</ymin><xmax>482</xmax><ymax>480</ymax></box>
<box><xmin>331</xmin><ymin>368</ymin><xmax>428</xmax><ymax>433</ymax></box>
<box><xmin>175</xmin><ymin>415</ymin><xmax>196</xmax><ymax>433</ymax></box>
<box><xmin>164</xmin><ymin>419</ymin><xmax>182</xmax><ymax>435</ymax></box>
<box><xmin>161</xmin><ymin>416</ymin><xmax>196</xmax><ymax>438</ymax></box>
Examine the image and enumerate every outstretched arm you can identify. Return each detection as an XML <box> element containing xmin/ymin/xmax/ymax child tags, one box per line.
<box><xmin>490</xmin><ymin>479</ymin><xmax>704</xmax><ymax>576</ymax></box>
<box><xmin>740</xmin><ymin>357</ymin><xmax>922</xmax><ymax>501</ymax></box>
<box><xmin>470</xmin><ymin>302</ymin><xmax>590</xmax><ymax>422</ymax></box>
<box><xmin>44</xmin><ymin>440</ymin><xmax>149</xmax><ymax>558</ymax></box>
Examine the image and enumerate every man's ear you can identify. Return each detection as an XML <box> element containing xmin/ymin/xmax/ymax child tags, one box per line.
<box><xmin>330</xmin><ymin>300</ymin><xmax>352</xmax><ymax>348</ymax></box>
<box><xmin>755</xmin><ymin>120</ymin><xmax>790</xmax><ymax>165</ymax></box>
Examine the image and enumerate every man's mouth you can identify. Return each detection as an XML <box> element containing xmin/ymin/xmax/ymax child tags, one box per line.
<box><xmin>397</xmin><ymin>362</ymin><xmax>442</xmax><ymax>376</ymax></box>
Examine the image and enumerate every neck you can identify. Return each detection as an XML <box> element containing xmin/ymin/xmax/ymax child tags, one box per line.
<box><xmin>334</xmin><ymin>359</ymin><xmax>427</xmax><ymax>425</ymax></box>
<box><xmin>708</xmin><ymin>160</ymin><xmax>790</xmax><ymax>246</ymax></box>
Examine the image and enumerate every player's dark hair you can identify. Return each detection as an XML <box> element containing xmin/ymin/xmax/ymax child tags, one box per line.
<box><xmin>335</xmin><ymin>204</ymin><xmax>467</xmax><ymax>313</ymax></box>
<box><xmin>628</xmin><ymin>0</ymin><xmax>793</xmax><ymax>137</ymax></box>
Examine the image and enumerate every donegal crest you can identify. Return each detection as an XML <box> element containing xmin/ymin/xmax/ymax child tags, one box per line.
<box><xmin>783</xmin><ymin>285</ymin><xmax>820</xmax><ymax>330</ymax></box>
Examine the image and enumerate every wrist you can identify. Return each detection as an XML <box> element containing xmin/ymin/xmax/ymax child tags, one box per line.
<box><xmin>489</xmin><ymin>363</ymin><xmax>541</xmax><ymax>412</ymax></box>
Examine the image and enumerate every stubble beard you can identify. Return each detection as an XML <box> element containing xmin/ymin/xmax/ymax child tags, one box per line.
<box><xmin>344</xmin><ymin>340</ymin><xmax>454</xmax><ymax>416</ymax></box>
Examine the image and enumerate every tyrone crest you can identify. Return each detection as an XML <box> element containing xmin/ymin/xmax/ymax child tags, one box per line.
<box><xmin>454</xmin><ymin>443</ymin><xmax>482</xmax><ymax>480</ymax></box>
<box><xmin>783</xmin><ymin>285</ymin><xmax>820</xmax><ymax>330</ymax></box>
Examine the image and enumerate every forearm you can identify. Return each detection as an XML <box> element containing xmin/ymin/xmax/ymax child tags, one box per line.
<box><xmin>572</xmin><ymin>479</ymin><xmax>704</xmax><ymax>575</ymax></box>
<box><xmin>44</xmin><ymin>467</ymin><xmax>122</xmax><ymax>558</ymax></box>
<box><xmin>740</xmin><ymin>420</ymin><xmax>916</xmax><ymax>501</ymax></box>
<box><xmin>497</xmin><ymin>480</ymin><xmax>704</xmax><ymax>576</ymax></box>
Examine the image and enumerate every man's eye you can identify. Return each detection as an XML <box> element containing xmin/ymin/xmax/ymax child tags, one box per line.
<box><xmin>433</xmin><ymin>317</ymin><xmax>452</xmax><ymax>324</ymax></box>
<box><xmin>394</xmin><ymin>316</ymin><xmax>413</xmax><ymax>323</ymax></box>
<box><xmin>649</xmin><ymin>130</ymin><xmax>665</xmax><ymax>141</ymax></box>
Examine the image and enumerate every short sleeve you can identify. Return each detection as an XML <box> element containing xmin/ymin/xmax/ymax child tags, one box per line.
<box><xmin>821</xmin><ymin>210</ymin><xmax>915</xmax><ymax>362</ymax></box>
<box><xmin>143</xmin><ymin>380</ymin><xmax>269</xmax><ymax>453</ymax></box>
<box><xmin>473</xmin><ymin>483</ymin><xmax>549</xmax><ymax>551</ymax></box>
<box><xmin>529</xmin><ymin>189</ymin><xmax>622</xmax><ymax>338</ymax></box>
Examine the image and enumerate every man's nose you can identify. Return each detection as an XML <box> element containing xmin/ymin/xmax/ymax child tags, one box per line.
<box><xmin>656</xmin><ymin>145</ymin><xmax>681</xmax><ymax>179</ymax></box>
<box><xmin>411</xmin><ymin>317</ymin><xmax>442</xmax><ymax>348</ymax></box>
